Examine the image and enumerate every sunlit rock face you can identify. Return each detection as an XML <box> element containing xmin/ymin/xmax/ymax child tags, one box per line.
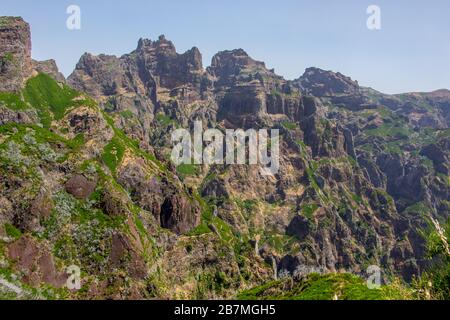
<box><xmin>0</xmin><ymin>17</ymin><xmax>32</xmax><ymax>92</ymax></box>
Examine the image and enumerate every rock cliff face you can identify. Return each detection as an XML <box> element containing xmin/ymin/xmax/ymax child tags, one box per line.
<box><xmin>32</xmin><ymin>59</ymin><xmax>66</xmax><ymax>83</ymax></box>
<box><xmin>0</xmin><ymin>17</ymin><xmax>66</xmax><ymax>92</ymax></box>
<box><xmin>0</xmin><ymin>17</ymin><xmax>33</xmax><ymax>92</ymax></box>
<box><xmin>296</xmin><ymin>67</ymin><xmax>450</xmax><ymax>129</ymax></box>
<box><xmin>69</xmin><ymin>35</ymin><xmax>206</xmax><ymax>101</ymax></box>
<box><xmin>297</xmin><ymin>67</ymin><xmax>361</xmax><ymax>97</ymax></box>
<box><xmin>0</xmin><ymin>16</ymin><xmax>449</xmax><ymax>300</ymax></box>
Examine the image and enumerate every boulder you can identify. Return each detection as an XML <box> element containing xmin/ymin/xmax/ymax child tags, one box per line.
<box><xmin>110</xmin><ymin>232</ymin><xmax>147</xmax><ymax>280</ymax></box>
<box><xmin>7</xmin><ymin>236</ymin><xmax>67</xmax><ymax>287</ymax></box>
<box><xmin>65</xmin><ymin>174</ymin><xmax>97</xmax><ymax>199</ymax></box>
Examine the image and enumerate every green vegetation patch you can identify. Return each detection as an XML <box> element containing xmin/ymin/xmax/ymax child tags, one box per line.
<box><xmin>102</xmin><ymin>136</ymin><xmax>125</xmax><ymax>173</ymax></box>
<box><xmin>365</xmin><ymin>123</ymin><xmax>412</xmax><ymax>139</ymax></box>
<box><xmin>186</xmin><ymin>195</ymin><xmax>214</xmax><ymax>236</ymax></box>
<box><xmin>23</xmin><ymin>73</ymin><xmax>80</xmax><ymax>127</ymax></box>
<box><xmin>236</xmin><ymin>199</ymin><xmax>257</xmax><ymax>218</ymax></box>
<box><xmin>177</xmin><ymin>163</ymin><xmax>200</xmax><ymax>176</ymax></box>
<box><xmin>263</xmin><ymin>233</ymin><xmax>298</xmax><ymax>256</ymax></box>
<box><xmin>102</xmin><ymin>112</ymin><xmax>167</xmax><ymax>173</ymax></box>
<box><xmin>417</xmin><ymin>218</ymin><xmax>450</xmax><ymax>300</ymax></box>
<box><xmin>404</xmin><ymin>202</ymin><xmax>428</xmax><ymax>216</ymax></box>
<box><xmin>301</xmin><ymin>203</ymin><xmax>319</xmax><ymax>220</ymax></box>
<box><xmin>0</xmin><ymin>92</ymin><xmax>28</xmax><ymax>110</ymax></box>
<box><xmin>0</xmin><ymin>73</ymin><xmax>92</xmax><ymax>128</ymax></box>
<box><xmin>2</xmin><ymin>52</ymin><xmax>14</xmax><ymax>62</ymax></box>
<box><xmin>4</xmin><ymin>223</ymin><xmax>22</xmax><ymax>240</ymax></box>
<box><xmin>120</xmin><ymin>110</ymin><xmax>134</xmax><ymax>119</ymax></box>
<box><xmin>281</xmin><ymin>121</ymin><xmax>298</xmax><ymax>130</ymax></box>
<box><xmin>0</xmin><ymin>123</ymin><xmax>85</xmax><ymax>165</ymax></box>
<box><xmin>156</xmin><ymin>113</ymin><xmax>175</xmax><ymax>127</ymax></box>
<box><xmin>237</xmin><ymin>273</ymin><xmax>414</xmax><ymax>300</ymax></box>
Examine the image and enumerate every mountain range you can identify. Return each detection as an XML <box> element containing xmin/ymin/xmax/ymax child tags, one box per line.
<box><xmin>0</xmin><ymin>16</ymin><xmax>448</xmax><ymax>300</ymax></box>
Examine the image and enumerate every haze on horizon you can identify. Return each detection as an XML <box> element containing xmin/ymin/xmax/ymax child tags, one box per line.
<box><xmin>1</xmin><ymin>0</ymin><xmax>449</xmax><ymax>94</ymax></box>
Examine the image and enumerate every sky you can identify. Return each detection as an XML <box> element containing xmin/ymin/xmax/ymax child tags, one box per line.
<box><xmin>1</xmin><ymin>0</ymin><xmax>449</xmax><ymax>94</ymax></box>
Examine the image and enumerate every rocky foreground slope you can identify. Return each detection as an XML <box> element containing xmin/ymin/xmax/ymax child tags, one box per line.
<box><xmin>0</xmin><ymin>16</ymin><xmax>449</xmax><ymax>299</ymax></box>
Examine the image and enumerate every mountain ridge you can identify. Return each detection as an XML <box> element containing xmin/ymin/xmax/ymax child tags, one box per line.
<box><xmin>68</xmin><ymin>37</ymin><xmax>449</xmax><ymax>96</ymax></box>
<box><xmin>0</xmin><ymin>16</ymin><xmax>449</xmax><ymax>300</ymax></box>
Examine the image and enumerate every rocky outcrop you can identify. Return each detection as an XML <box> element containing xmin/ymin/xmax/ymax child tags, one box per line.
<box><xmin>420</xmin><ymin>143</ymin><xmax>449</xmax><ymax>175</ymax></box>
<box><xmin>208</xmin><ymin>49</ymin><xmax>272</xmax><ymax>87</ymax></box>
<box><xmin>0</xmin><ymin>17</ymin><xmax>32</xmax><ymax>92</ymax></box>
<box><xmin>32</xmin><ymin>59</ymin><xmax>65</xmax><ymax>83</ymax></box>
<box><xmin>24</xmin><ymin>190</ymin><xmax>54</xmax><ymax>232</ymax></box>
<box><xmin>376</xmin><ymin>153</ymin><xmax>428</xmax><ymax>208</ymax></box>
<box><xmin>68</xmin><ymin>53</ymin><xmax>127</xmax><ymax>99</ymax></box>
<box><xmin>394</xmin><ymin>91</ymin><xmax>450</xmax><ymax>129</ymax></box>
<box><xmin>101</xmin><ymin>184</ymin><xmax>131</xmax><ymax>217</ymax></box>
<box><xmin>219</xmin><ymin>82</ymin><xmax>267</xmax><ymax>119</ymax></box>
<box><xmin>295</xmin><ymin>67</ymin><xmax>371</xmax><ymax>110</ymax></box>
<box><xmin>7</xmin><ymin>236</ymin><xmax>67</xmax><ymax>287</ymax></box>
<box><xmin>160</xmin><ymin>194</ymin><xmax>200</xmax><ymax>234</ymax></box>
<box><xmin>357</xmin><ymin>154</ymin><xmax>386</xmax><ymax>189</ymax></box>
<box><xmin>69</xmin><ymin>35</ymin><xmax>207</xmax><ymax>103</ymax></box>
<box><xmin>65</xmin><ymin>175</ymin><xmax>97</xmax><ymax>200</ymax></box>
<box><xmin>109</xmin><ymin>231</ymin><xmax>147</xmax><ymax>280</ymax></box>
<box><xmin>0</xmin><ymin>17</ymin><xmax>66</xmax><ymax>93</ymax></box>
<box><xmin>134</xmin><ymin>36</ymin><xmax>204</xmax><ymax>93</ymax></box>
<box><xmin>210</xmin><ymin>49</ymin><xmax>295</xmax><ymax>124</ymax></box>
<box><xmin>117</xmin><ymin>157</ymin><xmax>200</xmax><ymax>235</ymax></box>
<box><xmin>0</xmin><ymin>106</ymin><xmax>37</xmax><ymax>125</ymax></box>
<box><xmin>296</xmin><ymin>67</ymin><xmax>360</xmax><ymax>97</ymax></box>
<box><xmin>64</xmin><ymin>105</ymin><xmax>115</xmax><ymax>157</ymax></box>
<box><xmin>286</xmin><ymin>215</ymin><xmax>310</xmax><ymax>241</ymax></box>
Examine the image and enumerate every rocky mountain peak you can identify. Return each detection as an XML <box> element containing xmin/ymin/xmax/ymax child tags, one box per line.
<box><xmin>69</xmin><ymin>35</ymin><xmax>206</xmax><ymax>102</ymax></box>
<box><xmin>132</xmin><ymin>36</ymin><xmax>204</xmax><ymax>91</ymax></box>
<box><xmin>297</xmin><ymin>67</ymin><xmax>360</xmax><ymax>97</ymax></box>
<box><xmin>136</xmin><ymin>35</ymin><xmax>177</xmax><ymax>56</ymax></box>
<box><xmin>74</xmin><ymin>53</ymin><xmax>108</xmax><ymax>76</ymax></box>
<box><xmin>32</xmin><ymin>59</ymin><xmax>66</xmax><ymax>83</ymax></box>
<box><xmin>0</xmin><ymin>16</ymin><xmax>32</xmax><ymax>92</ymax></box>
<box><xmin>134</xmin><ymin>36</ymin><xmax>203</xmax><ymax>71</ymax></box>
<box><xmin>183</xmin><ymin>46</ymin><xmax>203</xmax><ymax>69</ymax></box>
<box><xmin>208</xmin><ymin>49</ymin><xmax>267</xmax><ymax>79</ymax></box>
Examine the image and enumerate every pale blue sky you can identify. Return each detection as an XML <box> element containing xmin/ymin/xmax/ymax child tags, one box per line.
<box><xmin>1</xmin><ymin>0</ymin><xmax>449</xmax><ymax>93</ymax></box>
